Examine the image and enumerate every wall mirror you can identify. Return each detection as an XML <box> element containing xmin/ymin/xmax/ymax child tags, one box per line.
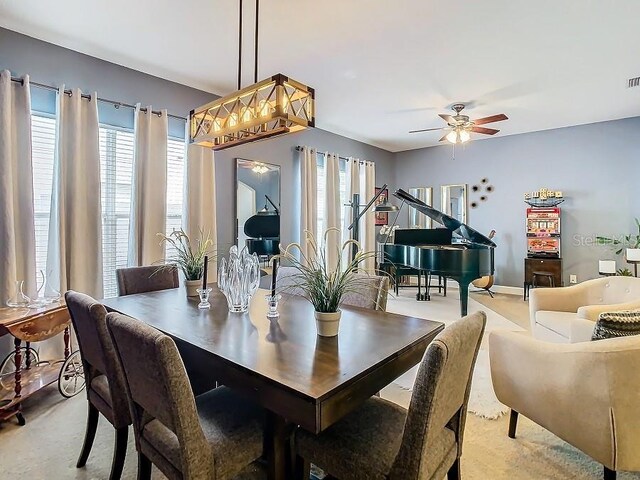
<box><xmin>235</xmin><ymin>159</ymin><xmax>281</xmax><ymax>256</ymax></box>
<box><xmin>408</xmin><ymin>187</ymin><xmax>433</xmax><ymax>228</ymax></box>
<box><xmin>440</xmin><ymin>184</ymin><xmax>468</xmax><ymax>224</ymax></box>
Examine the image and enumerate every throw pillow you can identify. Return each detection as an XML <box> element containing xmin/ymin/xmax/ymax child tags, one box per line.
<box><xmin>591</xmin><ymin>310</ymin><xmax>640</xmax><ymax>341</ymax></box>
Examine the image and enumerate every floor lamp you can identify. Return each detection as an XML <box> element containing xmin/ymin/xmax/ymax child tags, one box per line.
<box><xmin>346</xmin><ymin>183</ymin><xmax>400</xmax><ymax>262</ymax></box>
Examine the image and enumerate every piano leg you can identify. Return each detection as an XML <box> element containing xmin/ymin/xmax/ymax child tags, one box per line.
<box><xmin>416</xmin><ymin>271</ymin><xmax>429</xmax><ymax>301</ymax></box>
<box><xmin>458</xmin><ymin>281</ymin><xmax>470</xmax><ymax>317</ymax></box>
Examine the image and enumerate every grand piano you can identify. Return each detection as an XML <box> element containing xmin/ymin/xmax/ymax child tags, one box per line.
<box><xmin>243</xmin><ymin>196</ymin><xmax>280</xmax><ymax>258</ymax></box>
<box><xmin>383</xmin><ymin>189</ymin><xmax>496</xmax><ymax>316</ymax></box>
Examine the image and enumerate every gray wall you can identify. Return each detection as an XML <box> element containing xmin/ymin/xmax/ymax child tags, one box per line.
<box><xmin>0</xmin><ymin>26</ymin><xmax>396</xmax><ymax>253</ymax></box>
<box><xmin>395</xmin><ymin>117</ymin><xmax>640</xmax><ymax>287</ymax></box>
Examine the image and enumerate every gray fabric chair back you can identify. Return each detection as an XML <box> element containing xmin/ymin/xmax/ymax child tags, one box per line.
<box><xmin>116</xmin><ymin>264</ymin><xmax>179</xmax><ymax>296</ymax></box>
<box><xmin>277</xmin><ymin>267</ymin><xmax>390</xmax><ymax>311</ymax></box>
<box><xmin>390</xmin><ymin>311</ymin><xmax>486</xmax><ymax>480</ymax></box>
<box><xmin>106</xmin><ymin>312</ymin><xmax>212</xmax><ymax>479</ymax></box>
<box><xmin>65</xmin><ymin>291</ymin><xmax>130</xmax><ymax>428</ymax></box>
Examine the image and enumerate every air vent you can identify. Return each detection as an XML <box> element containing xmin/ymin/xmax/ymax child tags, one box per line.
<box><xmin>629</xmin><ymin>76</ymin><xmax>640</xmax><ymax>88</ymax></box>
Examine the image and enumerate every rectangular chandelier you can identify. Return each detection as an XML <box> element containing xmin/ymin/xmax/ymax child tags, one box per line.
<box><xmin>190</xmin><ymin>73</ymin><xmax>315</xmax><ymax>150</ymax></box>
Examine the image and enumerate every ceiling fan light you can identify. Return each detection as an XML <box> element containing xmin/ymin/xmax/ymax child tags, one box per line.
<box><xmin>446</xmin><ymin>130</ymin><xmax>458</xmax><ymax>144</ymax></box>
<box><xmin>459</xmin><ymin>129</ymin><xmax>470</xmax><ymax>143</ymax></box>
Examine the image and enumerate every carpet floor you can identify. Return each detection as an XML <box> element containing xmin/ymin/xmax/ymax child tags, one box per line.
<box><xmin>1</xmin><ymin>290</ymin><xmax>638</xmax><ymax>479</ymax></box>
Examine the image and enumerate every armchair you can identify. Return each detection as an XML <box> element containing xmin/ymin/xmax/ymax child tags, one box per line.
<box><xmin>529</xmin><ymin>276</ymin><xmax>640</xmax><ymax>343</ymax></box>
<box><xmin>490</xmin><ymin>330</ymin><xmax>640</xmax><ymax>479</ymax></box>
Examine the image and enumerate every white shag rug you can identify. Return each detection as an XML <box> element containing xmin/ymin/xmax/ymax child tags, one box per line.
<box><xmin>386</xmin><ymin>288</ymin><xmax>524</xmax><ymax>419</ymax></box>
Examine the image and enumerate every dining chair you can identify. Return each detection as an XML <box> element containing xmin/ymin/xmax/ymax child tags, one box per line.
<box><xmin>277</xmin><ymin>266</ymin><xmax>390</xmax><ymax>311</ymax></box>
<box><xmin>115</xmin><ymin>264</ymin><xmax>179</xmax><ymax>296</ymax></box>
<box><xmin>293</xmin><ymin>311</ymin><xmax>486</xmax><ymax>480</ymax></box>
<box><xmin>105</xmin><ymin>311</ymin><xmax>267</xmax><ymax>480</ymax></box>
<box><xmin>64</xmin><ymin>291</ymin><xmax>131</xmax><ymax>480</ymax></box>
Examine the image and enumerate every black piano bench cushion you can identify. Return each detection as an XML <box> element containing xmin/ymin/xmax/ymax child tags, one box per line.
<box><xmin>592</xmin><ymin>310</ymin><xmax>640</xmax><ymax>341</ymax></box>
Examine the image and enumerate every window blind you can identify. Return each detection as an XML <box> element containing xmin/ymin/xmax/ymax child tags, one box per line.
<box><xmin>31</xmin><ymin>114</ymin><xmax>56</xmax><ymax>291</ymax></box>
<box><xmin>165</xmin><ymin>137</ymin><xmax>185</xmax><ymax>261</ymax></box>
<box><xmin>316</xmin><ymin>155</ymin><xmax>347</xmax><ymax>243</ymax></box>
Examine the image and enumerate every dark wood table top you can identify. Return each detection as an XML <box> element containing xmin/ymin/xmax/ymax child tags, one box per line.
<box><xmin>103</xmin><ymin>286</ymin><xmax>444</xmax><ymax>432</ymax></box>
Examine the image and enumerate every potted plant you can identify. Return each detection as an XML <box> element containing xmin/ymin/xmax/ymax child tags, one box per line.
<box><xmin>157</xmin><ymin>229</ymin><xmax>215</xmax><ymax>296</ymax></box>
<box><xmin>277</xmin><ymin>229</ymin><xmax>378</xmax><ymax>337</ymax></box>
<box><xmin>597</xmin><ymin>218</ymin><xmax>640</xmax><ymax>262</ymax></box>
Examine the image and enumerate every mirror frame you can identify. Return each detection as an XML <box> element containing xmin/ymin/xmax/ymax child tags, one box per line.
<box><xmin>408</xmin><ymin>187</ymin><xmax>433</xmax><ymax>228</ymax></box>
<box><xmin>235</xmin><ymin>158</ymin><xmax>281</xmax><ymax>246</ymax></box>
<box><xmin>440</xmin><ymin>183</ymin><xmax>468</xmax><ymax>225</ymax></box>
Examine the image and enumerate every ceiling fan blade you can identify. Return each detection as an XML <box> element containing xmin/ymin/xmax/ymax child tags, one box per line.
<box><xmin>409</xmin><ymin>127</ymin><xmax>445</xmax><ymax>134</ymax></box>
<box><xmin>471</xmin><ymin>126</ymin><xmax>500</xmax><ymax>135</ymax></box>
<box><xmin>439</xmin><ymin>133</ymin><xmax>449</xmax><ymax>142</ymax></box>
<box><xmin>472</xmin><ymin>114</ymin><xmax>508</xmax><ymax>125</ymax></box>
<box><xmin>438</xmin><ymin>114</ymin><xmax>456</xmax><ymax>124</ymax></box>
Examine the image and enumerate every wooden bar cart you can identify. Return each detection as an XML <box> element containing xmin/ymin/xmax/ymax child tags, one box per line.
<box><xmin>0</xmin><ymin>302</ymin><xmax>84</xmax><ymax>425</ymax></box>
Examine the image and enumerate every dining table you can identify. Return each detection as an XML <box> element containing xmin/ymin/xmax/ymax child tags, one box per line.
<box><xmin>102</xmin><ymin>286</ymin><xmax>444</xmax><ymax>480</ymax></box>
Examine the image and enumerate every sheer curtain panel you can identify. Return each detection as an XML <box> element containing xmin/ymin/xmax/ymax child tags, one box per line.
<box><xmin>184</xmin><ymin>143</ymin><xmax>217</xmax><ymax>280</ymax></box>
<box><xmin>128</xmin><ymin>105</ymin><xmax>168</xmax><ymax>266</ymax></box>
<box><xmin>323</xmin><ymin>152</ymin><xmax>341</xmax><ymax>272</ymax></box>
<box><xmin>47</xmin><ymin>87</ymin><xmax>103</xmax><ymax>298</ymax></box>
<box><xmin>0</xmin><ymin>71</ymin><xmax>36</xmax><ymax>303</ymax></box>
<box><xmin>299</xmin><ymin>146</ymin><xmax>318</xmax><ymax>264</ymax></box>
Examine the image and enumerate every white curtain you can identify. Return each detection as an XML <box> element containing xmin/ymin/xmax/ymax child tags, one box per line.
<box><xmin>128</xmin><ymin>105</ymin><xmax>168</xmax><ymax>266</ymax></box>
<box><xmin>362</xmin><ymin>161</ymin><xmax>376</xmax><ymax>271</ymax></box>
<box><xmin>0</xmin><ymin>71</ymin><xmax>36</xmax><ymax>303</ymax></box>
<box><xmin>47</xmin><ymin>87</ymin><xmax>103</xmax><ymax>298</ymax></box>
<box><xmin>299</xmin><ymin>146</ymin><xmax>317</xmax><ymax>264</ymax></box>
<box><xmin>184</xmin><ymin>143</ymin><xmax>217</xmax><ymax>281</ymax></box>
<box><xmin>323</xmin><ymin>152</ymin><xmax>341</xmax><ymax>272</ymax></box>
<box><xmin>342</xmin><ymin>157</ymin><xmax>360</xmax><ymax>247</ymax></box>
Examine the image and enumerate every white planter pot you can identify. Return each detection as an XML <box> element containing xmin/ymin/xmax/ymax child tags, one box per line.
<box><xmin>314</xmin><ymin>310</ymin><xmax>342</xmax><ymax>337</ymax></box>
<box><xmin>185</xmin><ymin>279</ymin><xmax>201</xmax><ymax>297</ymax></box>
<box><xmin>626</xmin><ymin>248</ymin><xmax>640</xmax><ymax>262</ymax></box>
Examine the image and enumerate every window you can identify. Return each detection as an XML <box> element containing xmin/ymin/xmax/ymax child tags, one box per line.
<box><xmin>316</xmin><ymin>155</ymin><xmax>347</xmax><ymax>242</ymax></box>
<box><xmin>165</xmin><ymin>137</ymin><xmax>185</xmax><ymax>260</ymax></box>
<box><xmin>100</xmin><ymin>126</ymin><xmax>135</xmax><ymax>298</ymax></box>
<box><xmin>31</xmin><ymin>114</ymin><xmax>56</xmax><ymax>291</ymax></box>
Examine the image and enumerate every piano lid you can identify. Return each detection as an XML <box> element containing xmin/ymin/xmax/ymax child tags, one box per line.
<box><xmin>393</xmin><ymin>189</ymin><xmax>496</xmax><ymax>248</ymax></box>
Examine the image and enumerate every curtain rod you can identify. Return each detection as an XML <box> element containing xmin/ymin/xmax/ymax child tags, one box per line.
<box><xmin>10</xmin><ymin>76</ymin><xmax>187</xmax><ymax>122</ymax></box>
<box><xmin>295</xmin><ymin>146</ymin><xmax>369</xmax><ymax>164</ymax></box>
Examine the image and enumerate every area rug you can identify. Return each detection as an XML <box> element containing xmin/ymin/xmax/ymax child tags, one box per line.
<box><xmin>386</xmin><ymin>289</ymin><xmax>525</xmax><ymax>419</ymax></box>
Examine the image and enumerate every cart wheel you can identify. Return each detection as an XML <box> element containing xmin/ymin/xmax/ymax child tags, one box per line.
<box><xmin>16</xmin><ymin>413</ymin><xmax>26</xmax><ymax>426</ymax></box>
<box><xmin>58</xmin><ymin>350</ymin><xmax>85</xmax><ymax>398</ymax></box>
<box><xmin>0</xmin><ymin>347</ymin><xmax>39</xmax><ymax>389</ymax></box>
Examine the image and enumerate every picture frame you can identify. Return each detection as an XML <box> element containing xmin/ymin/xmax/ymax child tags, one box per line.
<box><xmin>374</xmin><ymin>187</ymin><xmax>389</xmax><ymax>226</ymax></box>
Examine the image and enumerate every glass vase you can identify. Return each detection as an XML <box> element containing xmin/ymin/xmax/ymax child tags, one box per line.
<box><xmin>218</xmin><ymin>246</ymin><xmax>260</xmax><ymax>312</ymax></box>
<box><xmin>6</xmin><ymin>280</ymin><xmax>32</xmax><ymax>308</ymax></box>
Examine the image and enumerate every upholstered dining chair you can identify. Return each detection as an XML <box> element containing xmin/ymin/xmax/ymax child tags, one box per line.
<box><xmin>106</xmin><ymin>312</ymin><xmax>266</xmax><ymax>480</ymax></box>
<box><xmin>115</xmin><ymin>264</ymin><xmax>179</xmax><ymax>296</ymax></box>
<box><xmin>277</xmin><ymin>266</ymin><xmax>391</xmax><ymax>311</ymax></box>
<box><xmin>293</xmin><ymin>311</ymin><xmax>487</xmax><ymax>480</ymax></box>
<box><xmin>64</xmin><ymin>291</ymin><xmax>131</xmax><ymax>480</ymax></box>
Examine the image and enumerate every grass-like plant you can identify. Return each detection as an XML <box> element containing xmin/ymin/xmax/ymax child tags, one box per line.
<box><xmin>276</xmin><ymin>228</ymin><xmax>381</xmax><ymax>313</ymax></box>
<box><xmin>157</xmin><ymin>229</ymin><xmax>215</xmax><ymax>281</ymax></box>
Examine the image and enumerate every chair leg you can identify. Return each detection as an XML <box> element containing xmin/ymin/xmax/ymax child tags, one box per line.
<box><xmin>76</xmin><ymin>402</ymin><xmax>99</xmax><ymax>468</ymax></box>
<box><xmin>508</xmin><ymin>409</ymin><xmax>519</xmax><ymax>439</ymax></box>
<box><xmin>137</xmin><ymin>452</ymin><xmax>152</xmax><ymax>480</ymax></box>
<box><xmin>109</xmin><ymin>426</ymin><xmax>128</xmax><ymax>480</ymax></box>
<box><xmin>604</xmin><ymin>466</ymin><xmax>616</xmax><ymax>480</ymax></box>
<box><xmin>293</xmin><ymin>454</ymin><xmax>310</xmax><ymax>480</ymax></box>
<box><xmin>447</xmin><ymin>458</ymin><xmax>461</xmax><ymax>480</ymax></box>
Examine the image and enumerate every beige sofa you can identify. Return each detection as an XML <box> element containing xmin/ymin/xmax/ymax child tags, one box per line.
<box><xmin>529</xmin><ymin>276</ymin><xmax>640</xmax><ymax>343</ymax></box>
<box><xmin>490</xmin><ymin>331</ymin><xmax>640</xmax><ymax>479</ymax></box>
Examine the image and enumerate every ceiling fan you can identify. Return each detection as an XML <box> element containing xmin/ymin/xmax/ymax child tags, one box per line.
<box><xmin>409</xmin><ymin>103</ymin><xmax>508</xmax><ymax>144</ymax></box>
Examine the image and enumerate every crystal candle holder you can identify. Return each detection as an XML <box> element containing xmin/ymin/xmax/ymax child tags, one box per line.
<box><xmin>265</xmin><ymin>294</ymin><xmax>281</xmax><ymax>318</ymax></box>
<box><xmin>196</xmin><ymin>287</ymin><xmax>212</xmax><ymax>309</ymax></box>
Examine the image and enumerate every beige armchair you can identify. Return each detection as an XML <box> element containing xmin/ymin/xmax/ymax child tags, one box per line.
<box><xmin>490</xmin><ymin>331</ymin><xmax>640</xmax><ymax>480</ymax></box>
<box><xmin>529</xmin><ymin>276</ymin><xmax>640</xmax><ymax>343</ymax></box>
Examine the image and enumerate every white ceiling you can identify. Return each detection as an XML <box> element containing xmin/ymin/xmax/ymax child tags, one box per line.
<box><xmin>1</xmin><ymin>0</ymin><xmax>639</xmax><ymax>152</ymax></box>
